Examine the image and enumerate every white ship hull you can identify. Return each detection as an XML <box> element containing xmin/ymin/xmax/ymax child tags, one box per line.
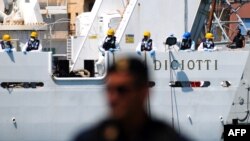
<box><xmin>0</xmin><ymin>50</ymin><xmax>249</xmax><ymax>141</ymax></box>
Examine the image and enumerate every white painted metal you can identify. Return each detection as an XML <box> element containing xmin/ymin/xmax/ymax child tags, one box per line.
<box><xmin>0</xmin><ymin>50</ymin><xmax>249</xmax><ymax>141</ymax></box>
<box><xmin>19</xmin><ymin>0</ymin><xmax>43</xmax><ymax>24</ymax></box>
<box><xmin>0</xmin><ymin>0</ymin><xmax>43</xmax><ymax>25</ymax></box>
<box><xmin>71</xmin><ymin>0</ymin><xmax>126</xmax><ymax>71</ymax></box>
<box><xmin>70</xmin><ymin>0</ymin><xmax>104</xmax><ymax>71</ymax></box>
<box><xmin>115</xmin><ymin>0</ymin><xmax>138</xmax><ymax>43</ymax></box>
<box><xmin>71</xmin><ymin>0</ymin><xmax>200</xmax><ymax>71</ymax></box>
<box><xmin>46</xmin><ymin>6</ymin><xmax>67</xmax><ymax>14</ymax></box>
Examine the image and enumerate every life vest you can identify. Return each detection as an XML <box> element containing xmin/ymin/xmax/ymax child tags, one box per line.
<box><xmin>203</xmin><ymin>40</ymin><xmax>214</xmax><ymax>49</ymax></box>
<box><xmin>102</xmin><ymin>36</ymin><xmax>116</xmax><ymax>51</ymax></box>
<box><xmin>180</xmin><ymin>38</ymin><xmax>192</xmax><ymax>50</ymax></box>
<box><xmin>0</xmin><ymin>41</ymin><xmax>4</xmax><ymax>49</ymax></box>
<box><xmin>141</xmin><ymin>38</ymin><xmax>152</xmax><ymax>51</ymax></box>
<box><xmin>26</xmin><ymin>39</ymin><xmax>40</xmax><ymax>51</ymax></box>
<box><xmin>0</xmin><ymin>41</ymin><xmax>13</xmax><ymax>49</ymax></box>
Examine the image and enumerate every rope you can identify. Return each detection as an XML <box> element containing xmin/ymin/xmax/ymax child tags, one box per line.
<box><xmin>168</xmin><ymin>44</ymin><xmax>181</xmax><ymax>133</ymax></box>
<box><xmin>144</xmin><ymin>51</ymin><xmax>151</xmax><ymax>116</ymax></box>
<box><xmin>168</xmin><ymin>45</ymin><xmax>175</xmax><ymax>129</ymax></box>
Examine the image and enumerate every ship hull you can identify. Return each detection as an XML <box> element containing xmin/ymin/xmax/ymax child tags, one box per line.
<box><xmin>0</xmin><ymin>51</ymin><xmax>249</xmax><ymax>141</ymax></box>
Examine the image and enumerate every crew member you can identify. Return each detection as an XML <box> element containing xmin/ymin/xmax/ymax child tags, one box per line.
<box><xmin>228</xmin><ymin>28</ymin><xmax>245</xmax><ymax>48</ymax></box>
<box><xmin>0</xmin><ymin>34</ymin><xmax>16</xmax><ymax>52</ymax></box>
<box><xmin>198</xmin><ymin>32</ymin><xmax>217</xmax><ymax>51</ymax></box>
<box><xmin>136</xmin><ymin>31</ymin><xmax>156</xmax><ymax>58</ymax></box>
<box><xmin>179</xmin><ymin>32</ymin><xmax>195</xmax><ymax>51</ymax></box>
<box><xmin>22</xmin><ymin>31</ymin><xmax>42</xmax><ymax>52</ymax></box>
<box><xmin>96</xmin><ymin>28</ymin><xmax>119</xmax><ymax>76</ymax></box>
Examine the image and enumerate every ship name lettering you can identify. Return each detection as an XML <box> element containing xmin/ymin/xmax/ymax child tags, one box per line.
<box><xmin>154</xmin><ymin>59</ymin><xmax>218</xmax><ymax>70</ymax></box>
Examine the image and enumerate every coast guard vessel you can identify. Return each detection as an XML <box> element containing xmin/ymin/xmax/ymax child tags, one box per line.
<box><xmin>0</xmin><ymin>0</ymin><xmax>250</xmax><ymax>141</ymax></box>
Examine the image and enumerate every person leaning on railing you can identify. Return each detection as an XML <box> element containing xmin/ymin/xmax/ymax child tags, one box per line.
<box><xmin>197</xmin><ymin>32</ymin><xmax>217</xmax><ymax>51</ymax></box>
<box><xmin>136</xmin><ymin>31</ymin><xmax>156</xmax><ymax>58</ymax></box>
<box><xmin>22</xmin><ymin>31</ymin><xmax>42</xmax><ymax>53</ymax></box>
<box><xmin>0</xmin><ymin>34</ymin><xmax>16</xmax><ymax>52</ymax></box>
<box><xmin>96</xmin><ymin>28</ymin><xmax>119</xmax><ymax>76</ymax></box>
<box><xmin>247</xmin><ymin>30</ymin><xmax>250</xmax><ymax>42</ymax></box>
<box><xmin>227</xmin><ymin>28</ymin><xmax>245</xmax><ymax>49</ymax></box>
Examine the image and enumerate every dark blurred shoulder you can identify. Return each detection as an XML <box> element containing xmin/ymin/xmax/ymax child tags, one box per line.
<box><xmin>143</xmin><ymin>118</ymin><xmax>191</xmax><ymax>141</ymax></box>
<box><xmin>73</xmin><ymin>119</ymin><xmax>123</xmax><ymax>141</ymax></box>
<box><xmin>73</xmin><ymin>121</ymin><xmax>105</xmax><ymax>141</ymax></box>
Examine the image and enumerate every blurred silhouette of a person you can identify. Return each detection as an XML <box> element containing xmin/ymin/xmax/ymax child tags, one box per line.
<box><xmin>74</xmin><ymin>57</ymin><xmax>189</xmax><ymax>141</ymax></box>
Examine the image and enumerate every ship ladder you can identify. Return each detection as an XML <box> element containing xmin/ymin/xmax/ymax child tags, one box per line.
<box><xmin>66</xmin><ymin>37</ymin><xmax>73</xmax><ymax>66</ymax></box>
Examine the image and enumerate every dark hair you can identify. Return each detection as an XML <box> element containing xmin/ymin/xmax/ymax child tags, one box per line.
<box><xmin>247</xmin><ymin>30</ymin><xmax>250</xmax><ymax>36</ymax></box>
<box><xmin>107</xmin><ymin>57</ymin><xmax>149</xmax><ymax>87</ymax></box>
<box><xmin>237</xmin><ymin>28</ymin><xmax>241</xmax><ymax>34</ymax></box>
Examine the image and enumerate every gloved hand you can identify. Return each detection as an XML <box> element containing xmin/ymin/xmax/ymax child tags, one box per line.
<box><xmin>109</xmin><ymin>48</ymin><xmax>114</xmax><ymax>52</ymax></box>
<box><xmin>150</xmin><ymin>51</ymin><xmax>155</xmax><ymax>58</ymax></box>
<box><xmin>5</xmin><ymin>48</ymin><xmax>12</xmax><ymax>52</ymax></box>
<box><xmin>136</xmin><ymin>51</ymin><xmax>141</xmax><ymax>55</ymax></box>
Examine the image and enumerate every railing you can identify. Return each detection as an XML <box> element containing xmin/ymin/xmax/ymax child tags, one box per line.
<box><xmin>40</xmin><ymin>0</ymin><xmax>68</xmax><ymax>7</ymax></box>
<box><xmin>211</xmin><ymin>0</ymin><xmax>249</xmax><ymax>42</ymax></box>
<box><xmin>45</xmin><ymin>0</ymin><xmax>68</xmax><ymax>14</ymax></box>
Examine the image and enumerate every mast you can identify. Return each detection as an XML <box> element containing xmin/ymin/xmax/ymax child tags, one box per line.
<box><xmin>206</xmin><ymin>0</ymin><xmax>216</xmax><ymax>32</ymax></box>
<box><xmin>184</xmin><ymin>0</ymin><xmax>188</xmax><ymax>32</ymax></box>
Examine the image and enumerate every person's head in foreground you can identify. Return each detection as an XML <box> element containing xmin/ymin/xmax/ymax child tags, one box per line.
<box><xmin>106</xmin><ymin>57</ymin><xmax>150</xmax><ymax>122</ymax></box>
<box><xmin>74</xmin><ymin>57</ymin><xmax>190</xmax><ymax>141</ymax></box>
